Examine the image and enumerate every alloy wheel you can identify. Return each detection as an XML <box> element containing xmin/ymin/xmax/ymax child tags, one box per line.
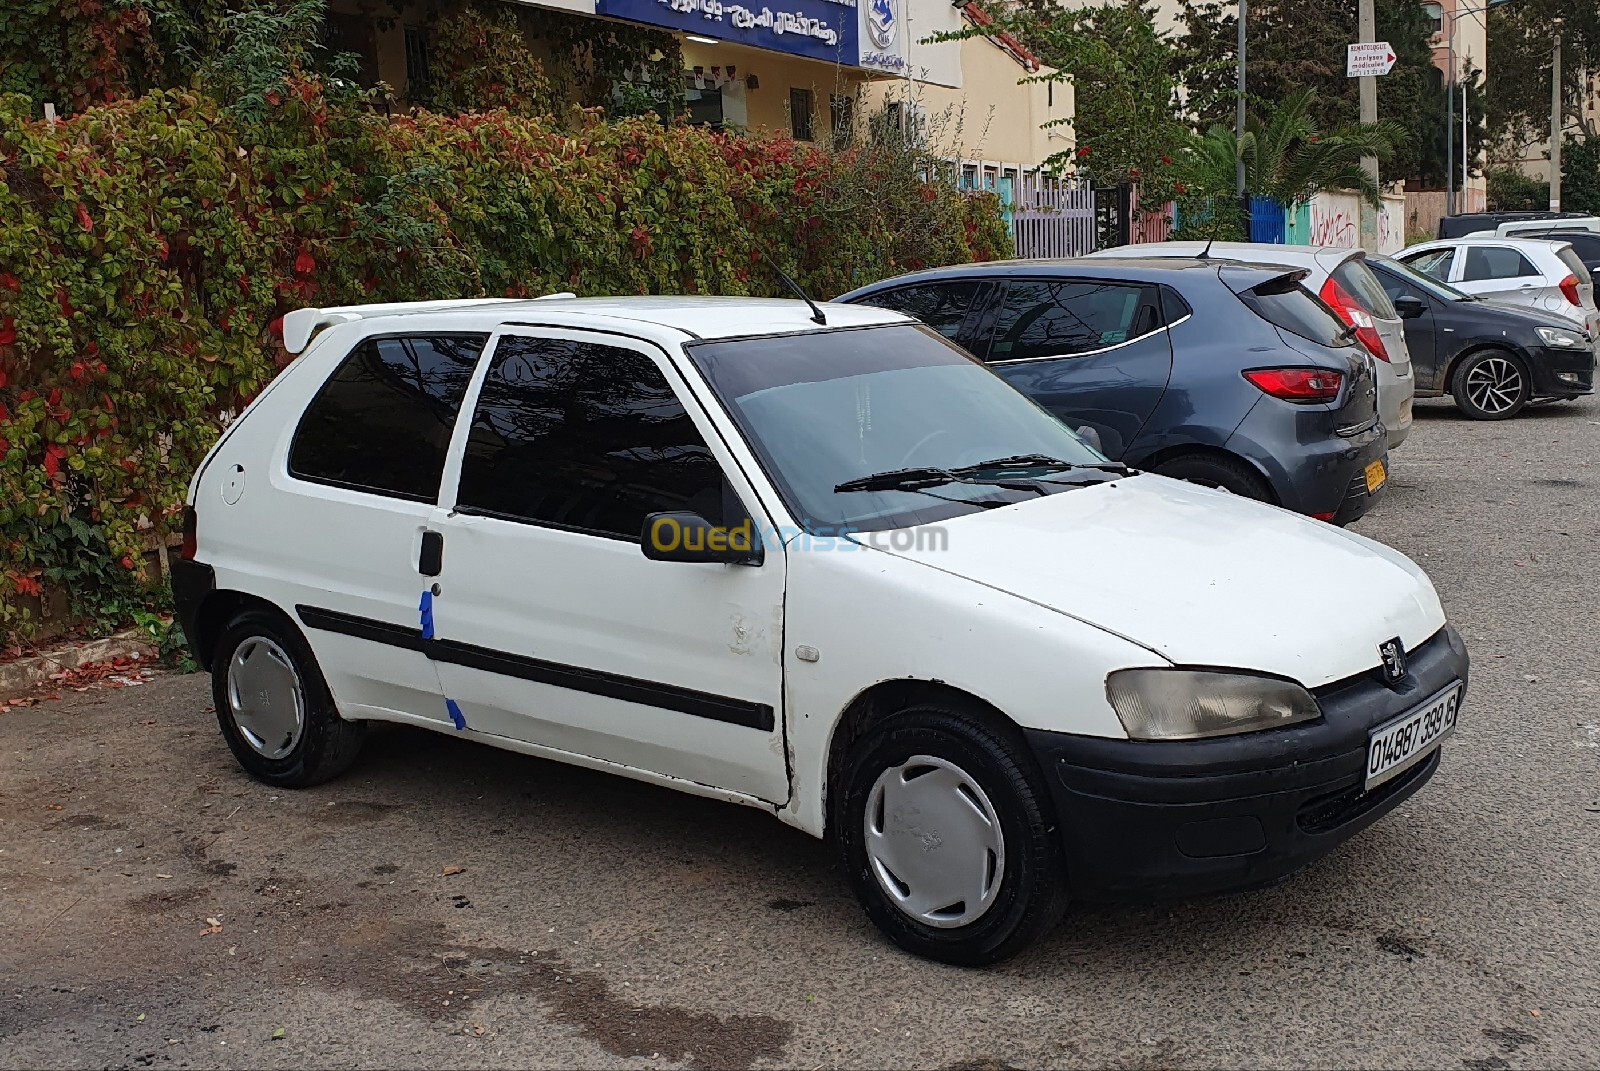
<box><xmin>1464</xmin><ymin>356</ymin><xmax>1525</xmax><ymax>416</ymax></box>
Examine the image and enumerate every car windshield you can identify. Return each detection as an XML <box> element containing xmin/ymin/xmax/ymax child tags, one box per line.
<box><xmin>686</xmin><ymin>324</ymin><xmax>1107</xmax><ymax>533</ymax></box>
<box><xmin>1381</xmin><ymin>257</ymin><xmax>1473</xmax><ymax>302</ymax></box>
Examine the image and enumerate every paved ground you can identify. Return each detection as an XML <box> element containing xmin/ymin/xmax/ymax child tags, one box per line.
<box><xmin>3</xmin><ymin>397</ymin><xmax>1599</xmax><ymax>1070</ymax></box>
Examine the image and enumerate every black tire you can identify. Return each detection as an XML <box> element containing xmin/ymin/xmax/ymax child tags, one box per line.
<box><xmin>1451</xmin><ymin>348</ymin><xmax>1531</xmax><ymax>420</ymax></box>
<box><xmin>1152</xmin><ymin>453</ymin><xmax>1273</xmax><ymax>501</ymax></box>
<box><xmin>833</xmin><ymin>702</ymin><xmax>1068</xmax><ymax>966</ymax></box>
<box><xmin>210</xmin><ymin>609</ymin><xmax>366</xmax><ymax>788</ymax></box>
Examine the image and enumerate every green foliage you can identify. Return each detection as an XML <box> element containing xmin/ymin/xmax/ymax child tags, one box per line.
<box><xmin>421</xmin><ymin>4</ymin><xmax>559</xmax><ymax>116</ymax></box>
<box><xmin>1187</xmin><ymin>88</ymin><xmax>1403</xmax><ymax>207</ymax></box>
<box><xmin>1486</xmin><ymin>165</ymin><xmax>1549</xmax><ymax>211</ymax></box>
<box><xmin>1174</xmin><ymin>0</ymin><xmax>1482</xmax><ymax>187</ymax></box>
<box><xmin>1563</xmin><ymin>136</ymin><xmax>1600</xmax><ymax>215</ymax></box>
<box><xmin>0</xmin><ymin>85</ymin><xmax>1007</xmax><ymax>638</ymax></box>
<box><xmin>1487</xmin><ymin>0</ymin><xmax>1600</xmax><ymax>157</ymax></box>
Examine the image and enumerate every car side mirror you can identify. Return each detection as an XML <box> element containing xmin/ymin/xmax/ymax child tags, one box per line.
<box><xmin>641</xmin><ymin>511</ymin><xmax>764</xmax><ymax>566</ymax></box>
<box><xmin>1393</xmin><ymin>295</ymin><xmax>1426</xmax><ymax>319</ymax></box>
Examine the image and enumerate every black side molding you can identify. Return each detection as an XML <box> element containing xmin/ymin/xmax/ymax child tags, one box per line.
<box><xmin>295</xmin><ymin>605</ymin><xmax>775</xmax><ymax>732</ymax></box>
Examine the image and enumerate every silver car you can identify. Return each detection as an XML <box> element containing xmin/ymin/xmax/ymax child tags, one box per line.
<box><xmin>1094</xmin><ymin>243</ymin><xmax>1414</xmax><ymax>449</ymax></box>
<box><xmin>1397</xmin><ymin>236</ymin><xmax>1600</xmax><ymax>341</ymax></box>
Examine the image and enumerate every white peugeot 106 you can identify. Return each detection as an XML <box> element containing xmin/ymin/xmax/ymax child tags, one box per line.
<box><xmin>173</xmin><ymin>296</ymin><xmax>1469</xmax><ymax>965</ymax></box>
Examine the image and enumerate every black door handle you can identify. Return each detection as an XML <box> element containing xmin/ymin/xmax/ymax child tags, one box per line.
<box><xmin>419</xmin><ymin>530</ymin><xmax>443</xmax><ymax>577</ymax></box>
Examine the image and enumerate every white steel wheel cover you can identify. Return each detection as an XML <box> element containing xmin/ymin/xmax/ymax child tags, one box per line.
<box><xmin>226</xmin><ymin>637</ymin><xmax>306</xmax><ymax>759</ymax></box>
<box><xmin>864</xmin><ymin>755</ymin><xmax>1006</xmax><ymax>929</ymax></box>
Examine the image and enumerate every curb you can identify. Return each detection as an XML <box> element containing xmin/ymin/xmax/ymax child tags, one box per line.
<box><xmin>0</xmin><ymin>629</ymin><xmax>156</xmax><ymax>699</ymax></box>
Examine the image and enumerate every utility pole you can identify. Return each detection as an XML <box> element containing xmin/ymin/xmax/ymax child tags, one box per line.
<box><xmin>1358</xmin><ymin>0</ymin><xmax>1379</xmax><ymax>250</ymax></box>
<box><xmin>1236</xmin><ymin>0</ymin><xmax>1247</xmax><ymax>220</ymax></box>
<box><xmin>1550</xmin><ymin>19</ymin><xmax>1563</xmax><ymax>211</ymax></box>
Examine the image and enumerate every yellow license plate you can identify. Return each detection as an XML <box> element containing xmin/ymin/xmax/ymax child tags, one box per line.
<box><xmin>1365</xmin><ymin>458</ymin><xmax>1387</xmax><ymax>493</ymax></box>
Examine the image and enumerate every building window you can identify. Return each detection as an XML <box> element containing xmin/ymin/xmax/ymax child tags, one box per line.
<box><xmin>404</xmin><ymin>25</ymin><xmax>432</xmax><ymax>102</ymax></box>
<box><xmin>323</xmin><ymin>12</ymin><xmax>380</xmax><ymax>88</ymax></box>
<box><xmin>1421</xmin><ymin>2</ymin><xmax>1443</xmax><ymax>36</ymax></box>
<box><xmin>790</xmin><ymin>88</ymin><xmax>814</xmax><ymax>141</ymax></box>
<box><xmin>686</xmin><ymin>76</ymin><xmax>726</xmax><ymax>127</ymax></box>
<box><xmin>829</xmin><ymin>94</ymin><xmax>856</xmax><ymax>146</ymax></box>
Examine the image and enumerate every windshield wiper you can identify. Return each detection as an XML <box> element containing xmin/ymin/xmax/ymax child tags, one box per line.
<box><xmin>833</xmin><ymin>466</ymin><xmax>1051</xmax><ymax>500</ymax></box>
<box><xmin>953</xmin><ymin>454</ymin><xmax>1137</xmax><ymax>478</ymax></box>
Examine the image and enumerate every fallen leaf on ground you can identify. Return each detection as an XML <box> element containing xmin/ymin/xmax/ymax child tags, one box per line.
<box><xmin>442</xmin><ymin>865</ymin><xmax>466</xmax><ymax>876</ymax></box>
<box><xmin>271</xmin><ymin>1027</ymin><xmax>285</xmax><ymax>1040</ymax></box>
<box><xmin>136</xmin><ymin>1013</ymin><xmax>145</xmax><ymax>1022</ymax></box>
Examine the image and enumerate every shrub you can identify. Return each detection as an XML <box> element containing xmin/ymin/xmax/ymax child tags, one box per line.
<box><xmin>1486</xmin><ymin>165</ymin><xmax>1548</xmax><ymax>212</ymax></box>
<box><xmin>0</xmin><ymin>84</ymin><xmax>1008</xmax><ymax>636</ymax></box>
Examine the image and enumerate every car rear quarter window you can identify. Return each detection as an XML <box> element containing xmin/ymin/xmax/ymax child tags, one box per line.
<box><xmin>289</xmin><ymin>334</ymin><xmax>487</xmax><ymax>501</ymax></box>
<box><xmin>988</xmin><ymin>280</ymin><xmax>1156</xmax><ymax>361</ymax></box>
<box><xmin>1237</xmin><ymin>277</ymin><xmax>1351</xmax><ymax>348</ymax></box>
<box><xmin>453</xmin><ymin>336</ymin><xmax>727</xmax><ymax>541</ymax></box>
<box><xmin>855</xmin><ymin>281</ymin><xmax>983</xmax><ymax>340</ymax></box>
<box><xmin>1331</xmin><ymin>259</ymin><xmax>1399</xmax><ymax>319</ymax></box>
<box><xmin>1463</xmin><ymin>246</ymin><xmax>1537</xmax><ymax>281</ymax></box>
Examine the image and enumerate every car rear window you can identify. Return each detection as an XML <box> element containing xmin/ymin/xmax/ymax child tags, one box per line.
<box><xmin>1330</xmin><ymin>259</ymin><xmax>1399</xmax><ymax>319</ymax></box>
<box><xmin>289</xmin><ymin>334</ymin><xmax>487</xmax><ymax>501</ymax></box>
<box><xmin>1556</xmin><ymin>246</ymin><xmax>1590</xmax><ymax>280</ymax></box>
<box><xmin>854</xmin><ymin>281</ymin><xmax>984</xmax><ymax>340</ymax></box>
<box><xmin>1237</xmin><ymin>277</ymin><xmax>1351</xmax><ymax>348</ymax></box>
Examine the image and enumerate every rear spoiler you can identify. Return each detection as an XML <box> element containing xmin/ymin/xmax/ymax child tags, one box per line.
<box><xmin>280</xmin><ymin>296</ymin><xmax>574</xmax><ymax>354</ymax></box>
<box><xmin>1216</xmin><ymin>264</ymin><xmax>1309</xmax><ymax>296</ymax></box>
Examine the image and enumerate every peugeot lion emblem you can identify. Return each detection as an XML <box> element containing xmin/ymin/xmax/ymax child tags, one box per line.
<box><xmin>1378</xmin><ymin>637</ymin><xmax>1406</xmax><ymax>684</ymax></box>
<box><xmin>868</xmin><ymin>0</ymin><xmax>897</xmax><ymax>50</ymax></box>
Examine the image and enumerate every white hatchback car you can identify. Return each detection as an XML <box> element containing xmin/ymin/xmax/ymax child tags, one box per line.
<box><xmin>1398</xmin><ymin>236</ymin><xmax>1600</xmax><ymax>339</ymax></box>
<box><xmin>172</xmin><ymin>296</ymin><xmax>1469</xmax><ymax>964</ymax></box>
<box><xmin>1094</xmin><ymin>242</ymin><xmax>1415</xmax><ymax>449</ymax></box>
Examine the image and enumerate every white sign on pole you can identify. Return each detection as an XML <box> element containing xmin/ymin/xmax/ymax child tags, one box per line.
<box><xmin>1347</xmin><ymin>42</ymin><xmax>1397</xmax><ymax>77</ymax></box>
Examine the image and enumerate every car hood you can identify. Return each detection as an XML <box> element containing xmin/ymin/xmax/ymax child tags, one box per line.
<box><xmin>1476</xmin><ymin>297</ymin><xmax>1596</xmax><ymax>335</ymax></box>
<box><xmin>869</xmin><ymin>474</ymin><xmax>1446</xmax><ymax>688</ymax></box>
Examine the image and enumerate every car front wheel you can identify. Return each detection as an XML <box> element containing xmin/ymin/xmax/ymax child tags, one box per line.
<box><xmin>211</xmin><ymin>609</ymin><xmax>366</xmax><ymax>788</ymax></box>
<box><xmin>1452</xmin><ymin>349</ymin><xmax>1531</xmax><ymax>420</ymax></box>
<box><xmin>834</xmin><ymin>702</ymin><xmax>1068</xmax><ymax>965</ymax></box>
<box><xmin>1152</xmin><ymin>453</ymin><xmax>1272</xmax><ymax>501</ymax></box>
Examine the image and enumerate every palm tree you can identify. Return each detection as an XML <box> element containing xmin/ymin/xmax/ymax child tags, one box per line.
<box><xmin>1191</xmin><ymin>88</ymin><xmax>1404</xmax><ymax>207</ymax></box>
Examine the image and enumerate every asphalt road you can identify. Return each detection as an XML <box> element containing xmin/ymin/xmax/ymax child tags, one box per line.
<box><xmin>3</xmin><ymin>397</ymin><xmax>1599</xmax><ymax>1070</ymax></box>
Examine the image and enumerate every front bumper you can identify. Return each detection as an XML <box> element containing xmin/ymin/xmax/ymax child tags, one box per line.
<box><xmin>1025</xmin><ymin>625</ymin><xmax>1469</xmax><ymax>902</ymax></box>
<box><xmin>1528</xmin><ymin>344</ymin><xmax>1596</xmax><ymax>398</ymax></box>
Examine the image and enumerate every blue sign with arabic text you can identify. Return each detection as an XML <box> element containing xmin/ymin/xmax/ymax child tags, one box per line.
<box><xmin>597</xmin><ymin>0</ymin><xmax>861</xmax><ymax>64</ymax></box>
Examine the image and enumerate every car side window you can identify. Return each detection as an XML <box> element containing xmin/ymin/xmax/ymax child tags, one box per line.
<box><xmin>1463</xmin><ymin>246</ymin><xmax>1537</xmax><ymax>281</ymax></box>
<box><xmin>988</xmin><ymin>280</ymin><xmax>1154</xmax><ymax>362</ymax></box>
<box><xmin>1375</xmin><ymin>270</ymin><xmax>1421</xmax><ymax>303</ymax></box>
<box><xmin>289</xmin><ymin>334</ymin><xmax>487</xmax><ymax>502</ymax></box>
<box><xmin>454</xmin><ymin>336</ymin><xmax>728</xmax><ymax>541</ymax></box>
<box><xmin>1403</xmin><ymin>248</ymin><xmax>1455</xmax><ymax>281</ymax></box>
<box><xmin>856</xmin><ymin>282</ymin><xmax>983</xmax><ymax>340</ymax></box>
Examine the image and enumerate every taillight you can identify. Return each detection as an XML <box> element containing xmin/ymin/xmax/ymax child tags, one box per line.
<box><xmin>1560</xmin><ymin>274</ymin><xmax>1582</xmax><ymax>307</ymax></box>
<box><xmin>1244</xmin><ymin>368</ymin><xmax>1344</xmax><ymax>402</ymax></box>
<box><xmin>180</xmin><ymin>506</ymin><xmax>197</xmax><ymax>560</ymax></box>
<box><xmin>1320</xmin><ymin>277</ymin><xmax>1390</xmax><ymax>361</ymax></box>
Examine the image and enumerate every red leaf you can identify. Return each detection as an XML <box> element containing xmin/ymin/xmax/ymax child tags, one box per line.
<box><xmin>76</xmin><ymin>204</ymin><xmax>93</xmax><ymax>232</ymax></box>
<box><xmin>269</xmin><ymin>315</ymin><xmax>284</xmax><ymax>338</ymax></box>
<box><xmin>0</xmin><ymin>316</ymin><xmax>13</xmax><ymax>345</ymax></box>
<box><xmin>56</xmin><ymin>289</ymin><xmax>72</xmax><ymax>318</ymax></box>
<box><xmin>294</xmin><ymin>250</ymin><xmax>315</xmax><ymax>275</ymax></box>
<box><xmin>0</xmin><ymin>272</ymin><xmax>18</xmax><ymax>291</ymax></box>
<box><xmin>47</xmin><ymin>388</ymin><xmax>60</xmax><ymax>406</ymax></box>
<box><xmin>70</xmin><ymin>362</ymin><xmax>85</xmax><ymax>381</ymax></box>
<box><xmin>43</xmin><ymin>452</ymin><xmax>59</xmax><ymax>478</ymax></box>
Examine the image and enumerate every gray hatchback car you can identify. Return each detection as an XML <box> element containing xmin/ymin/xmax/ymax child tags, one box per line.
<box><xmin>837</xmin><ymin>258</ymin><xmax>1390</xmax><ymax>524</ymax></box>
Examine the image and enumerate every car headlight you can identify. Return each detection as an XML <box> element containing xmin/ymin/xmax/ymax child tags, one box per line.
<box><xmin>1535</xmin><ymin>326</ymin><xmax>1588</xmax><ymax>349</ymax></box>
<box><xmin>1105</xmin><ymin>669</ymin><xmax>1320</xmax><ymax>741</ymax></box>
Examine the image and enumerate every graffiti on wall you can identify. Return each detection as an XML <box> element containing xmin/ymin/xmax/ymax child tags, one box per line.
<box><xmin>1308</xmin><ymin>204</ymin><xmax>1358</xmax><ymax>248</ymax></box>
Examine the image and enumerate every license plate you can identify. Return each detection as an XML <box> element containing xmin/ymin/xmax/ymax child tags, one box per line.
<box><xmin>1366</xmin><ymin>683</ymin><xmax>1462</xmax><ymax>789</ymax></box>
<box><xmin>1364</xmin><ymin>458</ymin><xmax>1387</xmax><ymax>493</ymax></box>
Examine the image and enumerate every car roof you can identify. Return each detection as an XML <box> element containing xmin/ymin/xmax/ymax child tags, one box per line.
<box><xmin>1096</xmin><ymin>242</ymin><xmax>1361</xmax><ymax>269</ymax></box>
<box><xmin>281</xmin><ymin>296</ymin><xmax>907</xmax><ymax>353</ymax></box>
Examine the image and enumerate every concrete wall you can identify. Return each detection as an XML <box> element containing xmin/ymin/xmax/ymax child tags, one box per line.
<box><xmin>859</xmin><ymin>32</ymin><xmax>1070</xmax><ymax>169</ymax></box>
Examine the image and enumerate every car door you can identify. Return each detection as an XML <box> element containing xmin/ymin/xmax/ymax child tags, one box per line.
<box><xmin>280</xmin><ymin>332</ymin><xmax>487</xmax><ymax>726</ymax></box>
<box><xmin>1454</xmin><ymin>244</ymin><xmax>1546</xmax><ymax>312</ymax></box>
<box><xmin>1373</xmin><ymin>266</ymin><xmax>1440</xmax><ymax>390</ymax></box>
<box><xmin>424</xmin><ymin>328</ymin><xmax>789</xmax><ymax>803</ymax></box>
<box><xmin>973</xmin><ymin>278</ymin><xmax>1173</xmax><ymax>459</ymax></box>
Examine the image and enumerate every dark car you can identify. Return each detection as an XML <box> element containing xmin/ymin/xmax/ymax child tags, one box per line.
<box><xmin>1510</xmin><ymin>229</ymin><xmax>1600</xmax><ymax>277</ymax></box>
<box><xmin>1437</xmin><ymin>211</ymin><xmax>1598</xmax><ymax>239</ymax></box>
<box><xmin>836</xmin><ymin>258</ymin><xmax>1390</xmax><ymax>524</ymax></box>
<box><xmin>1369</xmin><ymin>255</ymin><xmax>1596</xmax><ymax>420</ymax></box>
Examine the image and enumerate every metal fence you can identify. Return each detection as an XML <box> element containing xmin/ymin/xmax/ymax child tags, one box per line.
<box><xmin>1011</xmin><ymin>174</ymin><xmax>1097</xmax><ymax>259</ymax></box>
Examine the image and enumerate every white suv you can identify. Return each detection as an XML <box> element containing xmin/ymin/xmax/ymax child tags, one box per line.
<box><xmin>172</xmin><ymin>296</ymin><xmax>1468</xmax><ymax>964</ymax></box>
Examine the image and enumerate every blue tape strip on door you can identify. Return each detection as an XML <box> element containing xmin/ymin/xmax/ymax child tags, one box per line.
<box><xmin>446</xmin><ymin>698</ymin><xmax>466</xmax><ymax>731</ymax></box>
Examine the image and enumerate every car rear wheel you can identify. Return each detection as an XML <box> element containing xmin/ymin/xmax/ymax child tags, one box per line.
<box><xmin>1451</xmin><ymin>349</ymin><xmax>1530</xmax><ymax>420</ymax></box>
<box><xmin>833</xmin><ymin>702</ymin><xmax>1068</xmax><ymax>965</ymax></box>
<box><xmin>1152</xmin><ymin>454</ymin><xmax>1272</xmax><ymax>502</ymax></box>
<box><xmin>211</xmin><ymin>609</ymin><xmax>366</xmax><ymax>788</ymax></box>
